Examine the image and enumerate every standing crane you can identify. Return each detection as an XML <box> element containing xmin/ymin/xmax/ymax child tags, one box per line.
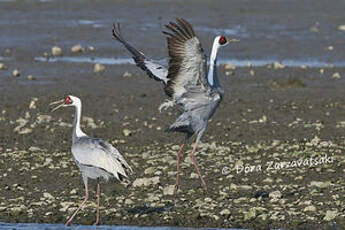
<box><xmin>112</xmin><ymin>18</ymin><xmax>232</xmax><ymax>193</ymax></box>
<box><xmin>50</xmin><ymin>95</ymin><xmax>132</xmax><ymax>225</ymax></box>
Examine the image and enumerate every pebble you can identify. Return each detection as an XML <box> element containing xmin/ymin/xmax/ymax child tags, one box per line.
<box><xmin>12</xmin><ymin>69</ymin><xmax>20</xmax><ymax>77</ymax></box>
<box><xmin>94</xmin><ymin>63</ymin><xmax>105</xmax><ymax>73</ymax></box>
<box><xmin>163</xmin><ymin>185</ymin><xmax>175</xmax><ymax>195</ymax></box>
<box><xmin>132</xmin><ymin>176</ymin><xmax>160</xmax><ymax>187</ymax></box>
<box><xmin>220</xmin><ymin>209</ymin><xmax>231</xmax><ymax>216</ymax></box>
<box><xmin>51</xmin><ymin>46</ymin><xmax>62</xmax><ymax>56</ymax></box>
<box><xmin>0</xmin><ymin>63</ymin><xmax>7</xmax><ymax>70</ymax></box>
<box><xmin>338</xmin><ymin>25</ymin><xmax>345</xmax><ymax>31</ymax></box>
<box><xmin>273</xmin><ymin>62</ymin><xmax>285</xmax><ymax>69</ymax></box>
<box><xmin>27</xmin><ymin>75</ymin><xmax>35</xmax><ymax>80</ymax></box>
<box><xmin>323</xmin><ymin>210</ymin><xmax>338</xmax><ymax>221</ymax></box>
<box><xmin>122</xmin><ymin>129</ymin><xmax>132</xmax><ymax>137</ymax></box>
<box><xmin>122</xmin><ymin>71</ymin><xmax>132</xmax><ymax>78</ymax></box>
<box><xmin>269</xmin><ymin>191</ymin><xmax>282</xmax><ymax>200</ymax></box>
<box><xmin>310</xmin><ymin>181</ymin><xmax>330</xmax><ymax>188</ymax></box>
<box><xmin>224</xmin><ymin>62</ymin><xmax>236</xmax><ymax>70</ymax></box>
<box><xmin>71</xmin><ymin>44</ymin><xmax>84</xmax><ymax>53</ymax></box>
<box><xmin>88</xmin><ymin>46</ymin><xmax>95</xmax><ymax>51</ymax></box>
<box><xmin>304</xmin><ymin>205</ymin><xmax>316</xmax><ymax>212</ymax></box>
<box><xmin>332</xmin><ymin>72</ymin><xmax>341</xmax><ymax>79</ymax></box>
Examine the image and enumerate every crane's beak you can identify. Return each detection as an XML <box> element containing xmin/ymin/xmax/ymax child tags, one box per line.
<box><xmin>49</xmin><ymin>99</ymin><xmax>64</xmax><ymax>112</ymax></box>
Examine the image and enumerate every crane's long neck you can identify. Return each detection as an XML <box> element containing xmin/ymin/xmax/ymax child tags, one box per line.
<box><xmin>207</xmin><ymin>38</ymin><xmax>221</xmax><ymax>89</ymax></box>
<box><xmin>72</xmin><ymin>103</ymin><xmax>86</xmax><ymax>143</ymax></box>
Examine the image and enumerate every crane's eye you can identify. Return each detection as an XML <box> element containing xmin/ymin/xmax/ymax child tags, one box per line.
<box><xmin>219</xmin><ymin>36</ymin><xmax>227</xmax><ymax>45</ymax></box>
<box><xmin>64</xmin><ymin>96</ymin><xmax>72</xmax><ymax>104</ymax></box>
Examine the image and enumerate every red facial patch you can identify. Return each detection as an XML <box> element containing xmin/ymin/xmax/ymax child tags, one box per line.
<box><xmin>219</xmin><ymin>36</ymin><xmax>227</xmax><ymax>45</ymax></box>
<box><xmin>64</xmin><ymin>96</ymin><xmax>72</xmax><ymax>104</ymax></box>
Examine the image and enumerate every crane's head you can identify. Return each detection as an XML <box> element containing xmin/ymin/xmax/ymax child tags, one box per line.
<box><xmin>215</xmin><ymin>35</ymin><xmax>239</xmax><ymax>48</ymax></box>
<box><xmin>50</xmin><ymin>95</ymin><xmax>81</xmax><ymax>112</ymax></box>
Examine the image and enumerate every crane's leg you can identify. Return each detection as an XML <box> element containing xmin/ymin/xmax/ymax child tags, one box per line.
<box><xmin>174</xmin><ymin>143</ymin><xmax>185</xmax><ymax>194</ymax></box>
<box><xmin>65</xmin><ymin>183</ymin><xmax>89</xmax><ymax>226</ymax></box>
<box><xmin>94</xmin><ymin>182</ymin><xmax>101</xmax><ymax>225</ymax></box>
<box><xmin>190</xmin><ymin>141</ymin><xmax>207</xmax><ymax>191</ymax></box>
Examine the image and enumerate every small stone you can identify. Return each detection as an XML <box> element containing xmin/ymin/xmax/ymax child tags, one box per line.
<box><xmin>27</xmin><ymin>75</ymin><xmax>35</xmax><ymax>80</ymax></box>
<box><xmin>0</xmin><ymin>63</ymin><xmax>7</xmax><ymax>70</ymax></box>
<box><xmin>338</xmin><ymin>25</ymin><xmax>345</xmax><ymax>31</ymax></box>
<box><xmin>310</xmin><ymin>181</ymin><xmax>331</xmax><ymax>188</ymax></box>
<box><xmin>122</xmin><ymin>71</ymin><xmax>132</xmax><ymax>78</ymax></box>
<box><xmin>88</xmin><ymin>46</ymin><xmax>95</xmax><ymax>51</ymax></box>
<box><xmin>124</xmin><ymin>199</ymin><xmax>134</xmax><ymax>205</ymax></box>
<box><xmin>224</xmin><ymin>62</ymin><xmax>236</xmax><ymax>70</ymax></box>
<box><xmin>94</xmin><ymin>63</ymin><xmax>105</xmax><ymax>73</ymax></box>
<box><xmin>273</xmin><ymin>62</ymin><xmax>285</xmax><ymax>69</ymax></box>
<box><xmin>43</xmin><ymin>192</ymin><xmax>54</xmax><ymax>200</ymax></box>
<box><xmin>12</xmin><ymin>69</ymin><xmax>20</xmax><ymax>77</ymax></box>
<box><xmin>220</xmin><ymin>209</ymin><xmax>231</xmax><ymax>216</ymax></box>
<box><xmin>122</xmin><ymin>129</ymin><xmax>132</xmax><ymax>137</ymax></box>
<box><xmin>269</xmin><ymin>190</ymin><xmax>282</xmax><ymax>200</ymax></box>
<box><xmin>71</xmin><ymin>44</ymin><xmax>85</xmax><ymax>53</ymax></box>
<box><xmin>163</xmin><ymin>185</ymin><xmax>175</xmax><ymax>196</ymax></box>
<box><xmin>304</xmin><ymin>205</ymin><xmax>316</xmax><ymax>212</ymax></box>
<box><xmin>144</xmin><ymin>167</ymin><xmax>155</xmax><ymax>175</ymax></box>
<box><xmin>332</xmin><ymin>72</ymin><xmax>341</xmax><ymax>79</ymax></box>
<box><xmin>51</xmin><ymin>46</ymin><xmax>62</xmax><ymax>56</ymax></box>
<box><xmin>132</xmin><ymin>177</ymin><xmax>160</xmax><ymax>187</ymax></box>
<box><xmin>323</xmin><ymin>210</ymin><xmax>338</xmax><ymax>221</ymax></box>
<box><xmin>70</xmin><ymin>189</ymin><xmax>77</xmax><ymax>195</ymax></box>
<box><xmin>244</xmin><ymin>208</ymin><xmax>256</xmax><ymax>221</ymax></box>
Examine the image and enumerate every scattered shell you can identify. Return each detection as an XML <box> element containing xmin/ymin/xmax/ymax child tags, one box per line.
<box><xmin>273</xmin><ymin>62</ymin><xmax>285</xmax><ymax>69</ymax></box>
<box><xmin>12</xmin><ymin>69</ymin><xmax>20</xmax><ymax>77</ymax></box>
<box><xmin>338</xmin><ymin>25</ymin><xmax>345</xmax><ymax>31</ymax></box>
<box><xmin>27</xmin><ymin>75</ymin><xmax>35</xmax><ymax>80</ymax></box>
<box><xmin>122</xmin><ymin>129</ymin><xmax>132</xmax><ymax>137</ymax></box>
<box><xmin>332</xmin><ymin>72</ymin><xmax>341</xmax><ymax>79</ymax></box>
<box><xmin>71</xmin><ymin>44</ymin><xmax>85</xmax><ymax>53</ymax></box>
<box><xmin>132</xmin><ymin>177</ymin><xmax>160</xmax><ymax>187</ymax></box>
<box><xmin>122</xmin><ymin>71</ymin><xmax>132</xmax><ymax>78</ymax></box>
<box><xmin>94</xmin><ymin>63</ymin><xmax>105</xmax><ymax>73</ymax></box>
<box><xmin>0</xmin><ymin>63</ymin><xmax>7</xmax><ymax>70</ymax></box>
<box><xmin>224</xmin><ymin>62</ymin><xmax>236</xmax><ymax>70</ymax></box>
<box><xmin>163</xmin><ymin>185</ymin><xmax>175</xmax><ymax>195</ymax></box>
<box><xmin>51</xmin><ymin>46</ymin><xmax>62</xmax><ymax>56</ymax></box>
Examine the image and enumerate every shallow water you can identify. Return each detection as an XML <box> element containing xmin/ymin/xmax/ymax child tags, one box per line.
<box><xmin>0</xmin><ymin>223</ymin><xmax>249</xmax><ymax>230</ymax></box>
<box><xmin>34</xmin><ymin>56</ymin><xmax>345</xmax><ymax>68</ymax></box>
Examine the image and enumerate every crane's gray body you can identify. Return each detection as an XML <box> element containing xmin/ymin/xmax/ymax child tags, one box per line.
<box><xmin>112</xmin><ymin>19</ymin><xmax>224</xmax><ymax>142</ymax></box>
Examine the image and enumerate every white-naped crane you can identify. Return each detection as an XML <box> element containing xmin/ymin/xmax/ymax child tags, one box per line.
<box><xmin>113</xmin><ymin>18</ymin><xmax>234</xmax><ymax>193</ymax></box>
<box><xmin>50</xmin><ymin>95</ymin><xmax>132</xmax><ymax>225</ymax></box>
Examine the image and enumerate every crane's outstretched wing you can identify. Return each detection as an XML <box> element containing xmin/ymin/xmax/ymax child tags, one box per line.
<box><xmin>112</xmin><ymin>23</ymin><xmax>168</xmax><ymax>84</ymax></box>
<box><xmin>163</xmin><ymin>18</ymin><xmax>210</xmax><ymax>98</ymax></box>
<box><xmin>72</xmin><ymin>137</ymin><xmax>132</xmax><ymax>181</ymax></box>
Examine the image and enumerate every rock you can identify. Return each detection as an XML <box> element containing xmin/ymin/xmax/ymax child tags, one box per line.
<box><xmin>82</xmin><ymin>116</ymin><xmax>97</xmax><ymax>129</ymax></box>
<box><xmin>12</xmin><ymin>69</ymin><xmax>20</xmax><ymax>77</ymax></box>
<box><xmin>18</xmin><ymin>128</ymin><xmax>32</xmax><ymax>135</ymax></box>
<box><xmin>338</xmin><ymin>25</ymin><xmax>345</xmax><ymax>31</ymax></box>
<box><xmin>94</xmin><ymin>63</ymin><xmax>105</xmax><ymax>73</ymax></box>
<box><xmin>273</xmin><ymin>62</ymin><xmax>285</xmax><ymax>69</ymax></box>
<box><xmin>124</xmin><ymin>199</ymin><xmax>134</xmax><ymax>205</ymax></box>
<box><xmin>51</xmin><ymin>46</ymin><xmax>62</xmax><ymax>56</ymax></box>
<box><xmin>304</xmin><ymin>205</ymin><xmax>316</xmax><ymax>212</ymax></box>
<box><xmin>0</xmin><ymin>206</ymin><xmax>7</xmax><ymax>212</ymax></box>
<box><xmin>144</xmin><ymin>167</ymin><xmax>155</xmax><ymax>175</ymax></box>
<box><xmin>132</xmin><ymin>176</ymin><xmax>160</xmax><ymax>187</ymax></box>
<box><xmin>163</xmin><ymin>185</ymin><xmax>175</xmax><ymax>195</ymax></box>
<box><xmin>122</xmin><ymin>71</ymin><xmax>132</xmax><ymax>78</ymax></box>
<box><xmin>70</xmin><ymin>189</ymin><xmax>77</xmax><ymax>195</ymax></box>
<box><xmin>244</xmin><ymin>208</ymin><xmax>256</xmax><ymax>221</ymax></box>
<box><xmin>71</xmin><ymin>44</ymin><xmax>84</xmax><ymax>53</ymax></box>
<box><xmin>0</xmin><ymin>63</ymin><xmax>7</xmax><ymax>70</ymax></box>
<box><xmin>37</xmin><ymin>114</ymin><xmax>52</xmax><ymax>123</ymax></box>
<box><xmin>29</xmin><ymin>146</ymin><xmax>42</xmax><ymax>152</ymax></box>
<box><xmin>310</xmin><ymin>181</ymin><xmax>331</xmax><ymax>188</ymax></box>
<box><xmin>269</xmin><ymin>191</ymin><xmax>282</xmax><ymax>200</ymax></box>
<box><xmin>224</xmin><ymin>62</ymin><xmax>236</xmax><ymax>70</ymax></box>
<box><xmin>332</xmin><ymin>72</ymin><xmax>341</xmax><ymax>79</ymax></box>
<box><xmin>43</xmin><ymin>192</ymin><xmax>54</xmax><ymax>200</ymax></box>
<box><xmin>122</xmin><ymin>129</ymin><xmax>132</xmax><ymax>137</ymax></box>
<box><xmin>27</xmin><ymin>75</ymin><xmax>35</xmax><ymax>80</ymax></box>
<box><xmin>220</xmin><ymin>208</ymin><xmax>231</xmax><ymax>216</ymax></box>
<box><xmin>88</xmin><ymin>46</ymin><xmax>95</xmax><ymax>51</ymax></box>
<box><xmin>323</xmin><ymin>210</ymin><xmax>338</xmax><ymax>221</ymax></box>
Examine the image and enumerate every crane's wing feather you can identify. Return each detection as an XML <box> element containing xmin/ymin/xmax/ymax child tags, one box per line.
<box><xmin>163</xmin><ymin>18</ymin><xmax>210</xmax><ymax>98</ymax></box>
<box><xmin>112</xmin><ymin>23</ymin><xmax>168</xmax><ymax>84</ymax></box>
<box><xmin>72</xmin><ymin>137</ymin><xmax>132</xmax><ymax>181</ymax></box>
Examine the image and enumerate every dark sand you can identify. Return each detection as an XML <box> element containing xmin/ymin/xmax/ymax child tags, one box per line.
<box><xmin>0</xmin><ymin>0</ymin><xmax>345</xmax><ymax>229</ymax></box>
